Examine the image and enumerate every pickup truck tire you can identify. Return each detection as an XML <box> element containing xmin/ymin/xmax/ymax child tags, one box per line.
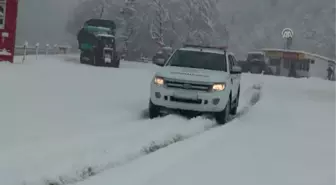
<box><xmin>215</xmin><ymin>97</ymin><xmax>231</xmax><ymax>125</ymax></box>
<box><xmin>148</xmin><ymin>100</ymin><xmax>161</xmax><ymax>119</ymax></box>
<box><xmin>230</xmin><ymin>87</ymin><xmax>240</xmax><ymax>115</ymax></box>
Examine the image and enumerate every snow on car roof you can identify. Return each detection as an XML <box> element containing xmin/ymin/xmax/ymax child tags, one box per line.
<box><xmin>179</xmin><ymin>47</ymin><xmax>233</xmax><ymax>55</ymax></box>
<box><xmin>261</xmin><ymin>48</ymin><xmax>335</xmax><ymax>63</ymax></box>
<box><xmin>261</xmin><ymin>48</ymin><xmax>308</xmax><ymax>55</ymax></box>
<box><xmin>96</xmin><ymin>33</ymin><xmax>115</xmax><ymax>38</ymax></box>
<box><xmin>247</xmin><ymin>51</ymin><xmax>264</xmax><ymax>55</ymax></box>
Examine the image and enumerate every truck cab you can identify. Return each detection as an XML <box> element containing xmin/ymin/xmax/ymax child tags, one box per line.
<box><xmin>149</xmin><ymin>44</ymin><xmax>242</xmax><ymax>124</ymax></box>
<box><xmin>241</xmin><ymin>51</ymin><xmax>273</xmax><ymax>74</ymax></box>
<box><xmin>247</xmin><ymin>52</ymin><xmax>266</xmax><ymax>62</ymax></box>
<box><xmin>77</xmin><ymin>19</ymin><xmax>120</xmax><ymax>67</ymax></box>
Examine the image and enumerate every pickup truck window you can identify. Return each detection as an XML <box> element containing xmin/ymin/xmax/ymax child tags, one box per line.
<box><xmin>228</xmin><ymin>55</ymin><xmax>234</xmax><ymax>71</ymax></box>
<box><xmin>232</xmin><ymin>55</ymin><xmax>238</xmax><ymax>66</ymax></box>
<box><xmin>166</xmin><ymin>50</ymin><xmax>227</xmax><ymax>72</ymax></box>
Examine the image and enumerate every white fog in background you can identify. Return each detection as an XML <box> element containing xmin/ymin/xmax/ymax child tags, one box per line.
<box><xmin>16</xmin><ymin>0</ymin><xmax>79</xmax><ymax>46</ymax></box>
<box><xmin>15</xmin><ymin>0</ymin><xmax>335</xmax><ymax>58</ymax></box>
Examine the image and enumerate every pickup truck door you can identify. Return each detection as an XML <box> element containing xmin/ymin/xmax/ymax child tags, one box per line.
<box><xmin>228</xmin><ymin>55</ymin><xmax>239</xmax><ymax>98</ymax></box>
<box><xmin>232</xmin><ymin>55</ymin><xmax>241</xmax><ymax>94</ymax></box>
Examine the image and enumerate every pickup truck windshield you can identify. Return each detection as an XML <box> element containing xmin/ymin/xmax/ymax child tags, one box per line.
<box><xmin>166</xmin><ymin>50</ymin><xmax>227</xmax><ymax>72</ymax></box>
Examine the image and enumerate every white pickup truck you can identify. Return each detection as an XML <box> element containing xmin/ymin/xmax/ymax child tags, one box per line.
<box><xmin>149</xmin><ymin>44</ymin><xmax>242</xmax><ymax>124</ymax></box>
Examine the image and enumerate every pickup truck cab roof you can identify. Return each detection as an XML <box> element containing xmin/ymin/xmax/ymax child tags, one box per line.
<box><xmin>180</xmin><ymin>45</ymin><xmax>235</xmax><ymax>56</ymax></box>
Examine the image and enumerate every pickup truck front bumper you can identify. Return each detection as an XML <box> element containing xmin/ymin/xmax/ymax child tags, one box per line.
<box><xmin>150</xmin><ymin>85</ymin><xmax>230</xmax><ymax>113</ymax></box>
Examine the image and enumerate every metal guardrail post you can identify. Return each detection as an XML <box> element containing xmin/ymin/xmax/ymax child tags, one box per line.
<box><xmin>22</xmin><ymin>41</ymin><xmax>28</xmax><ymax>63</ymax></box>
<box><xmin>14</xmin><ymin>42</ymin><xmax>72</xmax><ymax>63</ymax></box>
<box><xmin>45</xmin><ymin>44</ymin><xmax>50</xmax><ymax>55</ymax></box>
<box><xmin>35</xmin><ymin>43</ymin><xmax>39</xmax><ymax>60</ymax></box>
<box><xmin>54</xmin><ymin>44</ymin><xmax>58</xmax><ymax>54</ymax></box>
<box><xmin>15</xmin><ymin>42</ymin><xmax>71</xmax><ymax>56</ymax></box>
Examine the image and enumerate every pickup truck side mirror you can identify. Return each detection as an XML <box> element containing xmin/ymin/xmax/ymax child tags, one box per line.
<box><xmin>231</xmin><ymin>66</ymin><xmax>242</xmax><ymax>74</ymax></box>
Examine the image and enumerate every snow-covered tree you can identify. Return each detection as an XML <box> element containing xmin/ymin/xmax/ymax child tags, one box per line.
<box><xmin>148</xmin><ymin>0</ymin><xmax>173</xmax><ymax>47</ymax></box>
<box><xmin>177</xmin><ymin>0</ymin><xmax>221</xmax><ymax>45</ymax></box>
<box><xmin>68</xmin><ymin>0</ymin><xmax>335</xmax><ymax>59</ymax></box>
<box><xmin>97</xmin><ymin>0</ymin><xmax>108</xmax><ymax>18</ymax></box>
<box><xmin>66</xmin><ymin>0</ymin><xmax>122</xmax><ymax>36</ymax></box>
<box><xmin>118</xmin><ymin>0</ymin><xmax>138</xmax><ymax>53</ymax></box>
<box><xmin>196</xmin><ymin>0</ymin><xmax>218</xmax><ymax>32</ymax></box>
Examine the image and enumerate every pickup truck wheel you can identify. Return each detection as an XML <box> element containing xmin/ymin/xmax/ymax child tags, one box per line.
<box><xmin>230</xmin><ymin>87</ymin><xmax>240</xmax><ymax>115</ymax></box>
<box><xmin>148</xmin><ymin>100</ymin><xmax>161</xmax><ymax>119</ymax></box>
<box><xmin>215</xmin><ymin>97</ymin><xmax>231</xmax><ymax>125</ymax></box>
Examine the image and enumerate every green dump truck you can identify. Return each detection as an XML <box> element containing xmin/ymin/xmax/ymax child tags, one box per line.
<box><xmin>77</xmin><ymin>19</ymin><xmax>120</xmax><ymax>67</ymax></box>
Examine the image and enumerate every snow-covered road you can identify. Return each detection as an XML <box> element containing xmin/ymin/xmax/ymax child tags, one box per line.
<box><xmin>80</xmin><ymin>75</ymin><xmax>336</xmax><ymax>185</ymax></box>
<box><xmin>78</xmin><ymin>75</ymin><xmax>335</xmax><ymax>185</ymax></box>
<box><xmin>0</xmin><ymin>55</ymin><xmax>251</xmax><ymax>185</ymax></box>
<box><xmin>0</xmin><ymin>55</ymin><xmax>334</xmax><ymax>185</ymax></box>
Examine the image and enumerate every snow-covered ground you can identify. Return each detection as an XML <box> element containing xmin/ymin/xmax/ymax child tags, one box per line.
<box><xmin>77</xmin><ymin>73</ymin><xmax>336</xmax><ymax>185</ymax></box>
<box><xmin>0</xmin><ymin>55</ymin><xmax>214</xmax><ymax>185</ymax></box>
<box><xmin>0</xmin><ymin>55</ymin><xmax>334</xmax><ymax>185</ymax></box>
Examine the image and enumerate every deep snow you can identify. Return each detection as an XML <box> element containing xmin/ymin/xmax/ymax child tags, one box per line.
<box><xmin>0</xmin><ymin>55</ymin><xmax>334</xmax><ymax>185</ymax></box>
<box><xmin>78</xmin><ymin>72</ymin><xmax>336</xmax><ymax>185</ymax></box>
<box><xmin>0</xmin><ymin>55</ymin><xmax>217</xmax><ymax>185</ymax></box>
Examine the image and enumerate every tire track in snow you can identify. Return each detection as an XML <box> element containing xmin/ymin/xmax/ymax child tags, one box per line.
<box><xmin>23</xmin><ymin>84</ymin><xmax>262</xmax><ymax>185</ymax></box>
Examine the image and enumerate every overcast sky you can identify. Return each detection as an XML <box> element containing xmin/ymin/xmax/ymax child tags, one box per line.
<box><xmin>16</xmin><ymin>0</ymin><xmax>79</xmax><ymax>46</ymax></box>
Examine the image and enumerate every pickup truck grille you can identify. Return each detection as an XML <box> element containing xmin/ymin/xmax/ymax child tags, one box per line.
<box><xmin>165</xmin><ymin>80</ymin><xmax>211</xmax><ymax>92</ymax></box>
<box><xmin>170</xmin><ymin>96</ymin><xmax>202</xmax><ymax>104</ymax></box>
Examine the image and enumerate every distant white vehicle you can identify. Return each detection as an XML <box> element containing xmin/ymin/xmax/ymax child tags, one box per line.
<box><xmin>148</xmin><ymin>44</ymin><xmax>242</xmax><ymax>124</ymax></box>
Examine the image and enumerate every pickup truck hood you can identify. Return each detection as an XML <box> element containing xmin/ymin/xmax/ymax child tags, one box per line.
<box><xmin>155</xmin><ymin>66</ymin><xmax>230</xmax><ymax>83</ymax></box>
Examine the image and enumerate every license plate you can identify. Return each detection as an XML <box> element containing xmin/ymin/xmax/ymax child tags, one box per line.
<box><xmin>173</xmin><ymin>90</ymin><xmax>198</xmax><ymax>99</ymax></box>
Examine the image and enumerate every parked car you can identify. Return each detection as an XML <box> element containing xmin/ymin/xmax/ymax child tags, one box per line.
<box><xmin>152</xmin><ymin>46</ymin><xmax>173</xmax><ymax>66</ymax></box>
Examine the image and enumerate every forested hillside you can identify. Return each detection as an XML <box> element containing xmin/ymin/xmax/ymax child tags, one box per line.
<box><xmin>67</xmin><ymin>0</ymin><xmax>335</xmax><ymax>59</ymax></box>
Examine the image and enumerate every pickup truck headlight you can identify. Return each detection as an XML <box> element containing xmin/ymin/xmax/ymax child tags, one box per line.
<box><xmin>154</xmin><ymin>76</ymin><xmax>164</xmax><ymax>85</ymax></box>
<box><xmin>212</xmin><ymin>83</ymin><xmax>225</xmax><ymax>91</ymax></box>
